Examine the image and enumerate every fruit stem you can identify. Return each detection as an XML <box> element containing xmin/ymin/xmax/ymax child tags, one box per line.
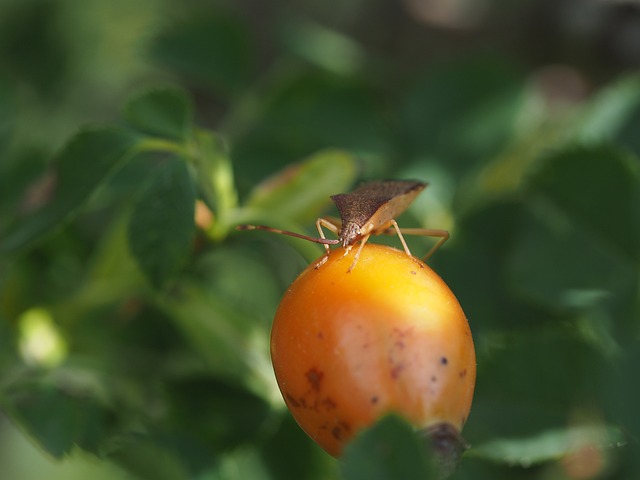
<box><xmin>419</xmin><ymin>422</ymin><xmax>469</xmax><ymax>479</ymax></box>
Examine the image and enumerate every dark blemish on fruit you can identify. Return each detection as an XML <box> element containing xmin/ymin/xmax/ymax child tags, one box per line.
<box><xmin>392</xmin><ymin>326</ymin><xmax>414</xmax><ymax>338</ymax></box>
<box><xmin>316</xmin><ymin>331</ymin><xmax>324</xmax><ymax>339</ymax></box>
<box><xmin>431</xmin><ymin>375</ymin><xmax>437</xmax><ymax>383</ymax></box>
<box><xmin>459</xmin><ymin>369</ymin><xmax>467</xmax><ymax>378</ymax></box>
<box><xmin>322</xmin><ymin>397</ymin><xmax>337</xmax><ymax>411</ymax></box>
<box><xmin>391</xmin><ymin>363</ymin><xmax>405</xmax><ymax>379</ymax></box>
<box><xmin>339</xmin><ymin>421</ymin><xmax>351</xmax><ymax>432</ymax></box>
<box><xmin>440</xmin><ymin>356</ymin><xmax>448</xmax><ymax>366</ymax></box>
<box><xmin>410</xmin><ymin>270</ymin><xmax>417</xmax><ymax>275</ymax></box>
<box><xmin>330</xmin><ymin>421</ymin><xmax>351</xmax><ymax>441</ymax></box>
<box><xmin>286</xmin><ymin>393</ymin><xmax>301</xmax><ymax>408</ymax></box>
<box><xmin>306</xmin><ymin>367</ymin><xmax>324</xmax><ymax>391</ymax></box>
<box><xmin>371</xmin><ymin>395</ymin><xmax>379</xmax><ymax>404</ymax></box>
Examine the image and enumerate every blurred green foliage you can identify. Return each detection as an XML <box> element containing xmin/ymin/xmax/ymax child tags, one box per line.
<box><xmin>1</xmin><ymin>0</ymin><xmax>640</xmax><ymax>478</ymax></box>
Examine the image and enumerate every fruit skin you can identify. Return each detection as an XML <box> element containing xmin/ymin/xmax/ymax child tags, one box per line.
<box><xmin>270</xmin><ymin>243</ymin><xmax>476</xmax><ymax>457</ymax></box>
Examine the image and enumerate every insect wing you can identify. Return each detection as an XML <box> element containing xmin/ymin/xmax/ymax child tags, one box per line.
<box><xmin>330</xmin><ymin>180</ymin><xmax>426</xmax><ymax>228</ymax></box>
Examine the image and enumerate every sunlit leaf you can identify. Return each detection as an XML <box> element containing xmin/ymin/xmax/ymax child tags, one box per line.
<box><xmin>280</xmin><ymin>19</ymin><xmax>366</xmax><ymax>76</ymax></box>
<box><xmin>124</xmin><ymin>87</ymin><xmax>193</xmax><ymax>141</ymax></box>
<box><xmin>470</xmin><ymin>424</ymin><xmax>623</xmax><ymax>467</ymax></box>
<box><xmin>128</xmin><ymin>157</ymin><xmax>196</xmax><ymax>288</ymax></box>
<box><xmin>244</xmin><ymin>149</ymin><xmax>357</xmax><ymax>224</ymax></box>
<box><xmin>0</xmin><ymin>127</ymin><xmax>137</xmax><ymax>254</ymax></box>
<box><xmin>574</xmin><ymin>75</ymin><xmax>640</xmax><ymax>143</ymax></box>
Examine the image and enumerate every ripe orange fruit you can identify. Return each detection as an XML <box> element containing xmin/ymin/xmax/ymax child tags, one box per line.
<box><xmin>270</xmin><ymin>243</ymin><xmax>476</xmax><ymax>456</ymax></box>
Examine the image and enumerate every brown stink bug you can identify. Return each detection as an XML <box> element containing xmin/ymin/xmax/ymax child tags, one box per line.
<box><xmin>236</xmin><ymin>180</ymin><xmax>449</xmax><ymax>271</ymax></box>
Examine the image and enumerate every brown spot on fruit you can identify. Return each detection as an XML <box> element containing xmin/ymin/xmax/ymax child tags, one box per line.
<box><xmin>440</xmin><ymin>356</ymin><xmax>448</xmax><ymax>366</ymax></box>
<box><xmin>306</xmin><ymin>368</ymin><xmax>324</xmax><ymax>391</ymax></box>
<box><xmin>322</xmin><ymin>397</ymin><xmax>337</xmax><ymax>411</ymax></box>
<box><xmin>459</xmin><ymin>369</ymin><xmax>467</xmax><ymax>378</ymax></box>
<box><xmin>391</xmin><ymin>363</ymin><xmax>405</xmax><ymax>379</ymax></box>
<box><xmin>371</xmin><ymin>395</ymin><xmax>379</xmax><ymax>404</ymax></box>
<box><xmin>285</xmin><ymin>393</ymin><xmax>301</xmax><ymax>408</ymax></box>
<box><xmin>330</xmin><ymin>421</ymin><xmax>352</xmax><ymax>440</ymax></box>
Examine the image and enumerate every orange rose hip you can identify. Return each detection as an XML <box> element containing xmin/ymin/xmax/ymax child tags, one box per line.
<box><xmin>270</xmin><ymin>243</ymin><xmax>476</xmax><ymax>456</ymax></box>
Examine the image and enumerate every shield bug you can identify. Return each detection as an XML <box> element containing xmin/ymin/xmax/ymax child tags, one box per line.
<box><xmin>236</xmin><ymin>180</ymin><xmax>449</xmax><ymax>271</ymax></box>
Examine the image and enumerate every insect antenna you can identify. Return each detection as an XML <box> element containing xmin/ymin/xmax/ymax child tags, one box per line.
<box><xmin>236</xmin><ymin>224</ymin><xmax>340</xmax><ymax>245</ymax></box>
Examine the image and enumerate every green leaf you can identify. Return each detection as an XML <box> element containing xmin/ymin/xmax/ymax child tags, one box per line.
<box><xmin>0</xmin><ymin>127</ymin><xmax>137</xmax><ymax>254</ymax></box>
<box><xmin>574</xmin><ymin>75</ymin><xmax>640</xmax><ymax>143</ymax></box>
<box><xmin>110</xmin><ymin>437</ymin><xmax>190</xmax><ymax>480</ymax></box>
<box><xmin>0</xmin><ymin>74</ymin><xmax>14</xmax><ymax>154</ymax></box>
<box><xmin>400</xmin><ymin>55</ymin><xmax>525</xmax><ymax>174</ymax></box>
<box><xmin>280</xmin><ymin>19</ymin><xmax>366</xmax><ymax>76</ymax></box>
<box><xmin>230</xmin><ymin>72</ymin><xmax>392</xmax><ymax>183</ymax></box>
<box><xmin>0</xmin><ymin>313</ymin><xmax>19</xmax><ymax>367</ymax></box>
<box><xmin>527</xmin><ymin>144</ymin><xmax>640</xmax><ymax>261</ymax></box>
<box><xmin>151</xmin><ymin>11</ymin><xmax>252</xmax><ymax>96</ymax></box>
<box><xmin>259</xmin><ymin>414</ymin><xmax>337</xmax><ymax>480</ymax></box>
<box><xmin>128</xmin><ymin>157</ymin><xmax>196</xmax><ymax>288</ymax></box>
<box><xmin>507</xmin><ymin>205</ymin><xmax>635</xmax><ymax>310</ymax></box>
<box><xmin>470</xmin><ymin>424</ymin><xmax>624</xmax><ymax>467</ymax></box>
<box><xmin>158</xmin><ymin>280</ymin><xmax>275</xmax><ymax>398</ymax></box>
<box><xmin>340</xmin><ymin>415</ymin><xmax>437</xmax><ymax>480</ymax></box>
<box><xmin>2</xmin><ymin>381</ymin><xmax>115</xmax><ymax>458</ymax></box>
<box><xmin>191</xmin><ymin>131</ymin><xmax>238</xmax><ymax>239</ymax></box>
<box><xmin>124</xmin><ymin>87</ymin><xmax>193</xmax><ymax>141</ymax></box>
<box><xmin>244</xmin><ymin>149</ymin><xmax>357</xmax><ymax>224</ymax></box>
<box><xmin>164</xmin><ymin>377</ymin><xmax>271</xmax><ymax>451</ymax></box>
<box><xmin>114</xmin><ymin>378</ymin><xmax>272</xmax><ymax>479</ymax></box>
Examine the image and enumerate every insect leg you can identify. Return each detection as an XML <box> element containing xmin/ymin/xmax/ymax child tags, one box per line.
<box><xmin>395</xmin><ymin>227</ymin><xmax>450</xmax><ymax>261</ymax></box>
<box><xmin>236</xmin><ymin>224</ymin><xmax>340</xmax><ymax>245</ymax></box>
<box><xmin>313</xmin><ymin>218</ymin><xmax>341</xmax><ymax>269</ymax></box>
<box><xmin>316</xmin><ymin>217</ymin><xmax>341</xmax><ymax>254</ymax></box>
<box><xmin>347</xmin><ymin>234</ymin><xmax>371</xmax><ymax>273</ymax></box>
<box><xmin>390</xmin><ymin>219</ymin><xmax>413</xmax><ymax>258</ymax></box>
